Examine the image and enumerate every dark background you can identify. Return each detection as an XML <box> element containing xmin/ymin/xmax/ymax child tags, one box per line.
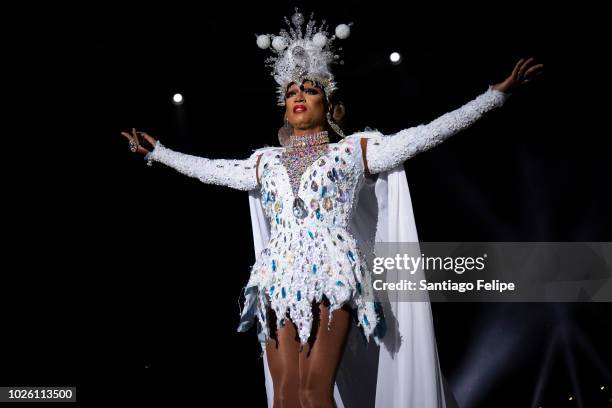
<box><xmin>4</xmin><ymin>1</ymin><xmax>611</xmax><ymax>406</ymax></box>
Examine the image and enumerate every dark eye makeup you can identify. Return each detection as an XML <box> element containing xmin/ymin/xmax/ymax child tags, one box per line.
<box><xmin>285</xmin><ymin>87</ymin><xmax>320</xmax><ymax>98</ymax></box>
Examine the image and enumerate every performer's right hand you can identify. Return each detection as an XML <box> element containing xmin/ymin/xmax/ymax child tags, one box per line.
<box><xmin>120</xmin><ymin>128</ymin><xmax>158</xmax><ymax>155</ymax></box>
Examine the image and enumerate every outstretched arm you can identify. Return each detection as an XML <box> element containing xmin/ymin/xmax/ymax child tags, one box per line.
<box><xmin>365</xmin><ymin>85</ymin><xmax>508</xmax><ymax>174</ymax></box>
<box><xmin>364</xmin><ymin>57</ymin><xmax>544</xmax><ymax>174</ymax></box>
<box><xmin>120</xmin><ymin>129</ymin><xmax>261</xmax><ymax>191</ymax></box>
<box><xmin>147</xmin><ymin>141</ymin><xmax>261</xmax><ymax>191</ymax></box>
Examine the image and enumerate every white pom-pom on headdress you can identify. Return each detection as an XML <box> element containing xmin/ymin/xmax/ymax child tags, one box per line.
<box><xmin>256</xmin><ymin>34</ymin><xmax>271</xmax><ymax>49</ymax></box>
<box><xmin>255</xmin><ymin>8</ymin><xmax>354</xmax><ymax>106</ymax></box>
<box><xmin>312</xmin><ymin>32</ymin><xmax>327</xmax><ymax>48</ymax></box>
<box><xmin>272</xmin><ymin>36</ymin><xmax>288</xmax><ymax>52</ymax></box>
<box><xmin>335</xmin><ymin>24</ymin><xmax>351</xmax><ymax>40</ymax></box>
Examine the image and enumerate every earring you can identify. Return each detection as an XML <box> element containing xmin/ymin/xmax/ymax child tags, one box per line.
<box><xmin>326</xmin><ymin>112</ymin><xmax>345</xmax><ymax>138</ymax></box>
<box><xmin>278</xmin><ymin>117</ymin><xmax>293</xmax><ymax>147</ymax></box>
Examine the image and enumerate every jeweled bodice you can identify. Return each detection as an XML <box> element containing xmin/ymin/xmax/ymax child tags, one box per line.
<box><xmin>258</xmin><ymin>136</ymin><xmax>364</xmax><ymax>233</ymax></box>
<box><xmin>250</xmin><ymin>136</ymin><xmax>375</xmax><ymax>343</ymax></box>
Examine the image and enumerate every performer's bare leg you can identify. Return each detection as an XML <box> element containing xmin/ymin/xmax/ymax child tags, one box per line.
<box><xmin>298</xmin><ymin>300</ymin><xmax>351</xmax><ymax>408</ymax></box>
<box><xmin>266</xmin><ymin>308</ymin><xmax>301</xmax><ymax>408</ymax></box>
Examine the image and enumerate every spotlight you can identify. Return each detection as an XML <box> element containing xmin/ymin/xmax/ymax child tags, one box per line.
<box><xmin>568</xmin><ymin>395</ymin><xmax>573</xmax><ymax>401</ymax></box>
<box><xmin>389</xmin><ymin>51</ymin><xmax>402</xmax><ymax>65</ymax></box>
<box><xmin>172</xmin><ymin>93</ymin><xmax>184</xmax><ymax>105</ymax></box>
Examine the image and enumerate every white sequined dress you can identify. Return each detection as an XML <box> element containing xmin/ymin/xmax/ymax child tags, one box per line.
<box><xmin>146</xmin><ymin>85</ymin><xmax>509</xmax><ymax>347</ymax></box>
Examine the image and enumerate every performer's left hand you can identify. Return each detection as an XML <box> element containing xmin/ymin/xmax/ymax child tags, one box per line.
<box><xmin>493</xmin><ymin>57</ymin><xmax>544</xmax><ymax>93</ymax></box>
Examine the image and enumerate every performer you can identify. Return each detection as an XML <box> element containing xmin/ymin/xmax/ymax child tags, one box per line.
<box><xmin>120</xmin><ymin>9</ymin><xmax>542</xmax><ymax>408</ymax></box>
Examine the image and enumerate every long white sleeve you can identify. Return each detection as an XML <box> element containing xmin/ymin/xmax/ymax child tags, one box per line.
<box><xmin>147</xmin><ymin>141</ymin><xmax>260</xmax><ymax>191</ymax></box>
<box><xmin>366</xmin><ymin>85</ymin><xmax>510</xmax><ymax>174</ymax></box>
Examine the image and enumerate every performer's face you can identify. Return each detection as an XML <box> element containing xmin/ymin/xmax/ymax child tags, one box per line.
<box><xmin>284</xmin><ymin>80</ymin><xmax>328</xmax><ymax>132</ymax></box>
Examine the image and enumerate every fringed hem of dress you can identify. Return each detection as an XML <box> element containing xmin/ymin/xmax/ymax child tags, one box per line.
<box><xmin>237</xmin><ymin>283</ymin><xmax>386</xmax><ymax>352</ymax></box>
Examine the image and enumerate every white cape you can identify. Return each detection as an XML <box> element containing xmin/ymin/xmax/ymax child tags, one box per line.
<box><xmin>245</xmin><ymin>131</ymin><xmax>458</xmax><ymax>408</ymax></box>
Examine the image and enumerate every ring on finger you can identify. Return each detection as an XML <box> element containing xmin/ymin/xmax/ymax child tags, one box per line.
<box><xmin>129</xmin><ymin>138</ymin><xmax>139</xmax><ymax>153</ymax></box>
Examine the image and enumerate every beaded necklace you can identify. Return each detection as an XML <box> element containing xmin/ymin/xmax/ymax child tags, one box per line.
<box><xmin>287</xmin><ymin>131</ymin><xmax>330</xmax><ymax>148</ymax></box>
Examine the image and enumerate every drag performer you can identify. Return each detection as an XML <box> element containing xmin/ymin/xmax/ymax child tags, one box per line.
<box><xmin>120</xmin><ymin>9</ymin><xmax>542</xmax><ymax>408</ymax></box>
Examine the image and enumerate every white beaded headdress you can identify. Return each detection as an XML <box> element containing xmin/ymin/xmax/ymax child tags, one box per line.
<box><xmin>255</xmin><ymin>8</ymin><xmax>352</xmax><ymax>106</ymax></box>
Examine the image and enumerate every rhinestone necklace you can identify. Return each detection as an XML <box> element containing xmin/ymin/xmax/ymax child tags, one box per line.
<box><xmin>288</xmin><ymin>130</ymin><xmax>330</xmax><ymax>148</ymax></box>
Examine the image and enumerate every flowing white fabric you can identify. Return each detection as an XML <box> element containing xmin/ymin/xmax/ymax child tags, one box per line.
<box><xmin>247</xmin><ymin>132</ymin><xmax>459</xmax><ymax>408</ymax></box>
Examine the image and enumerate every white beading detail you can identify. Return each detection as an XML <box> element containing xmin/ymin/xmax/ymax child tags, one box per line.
<box><xmin>244</xmin><ymin>136</ymin><xmax>382</xmax><ymax>346</ymax></box>
<box><xmin>366</xmin><ymin>86</ymin><xmax>510</xmax><ymax>174</ymax></box>
<box><xmin>148</xmin><ymin>141</ymin><xmax>260</xmax><ymax>191</ymax></box>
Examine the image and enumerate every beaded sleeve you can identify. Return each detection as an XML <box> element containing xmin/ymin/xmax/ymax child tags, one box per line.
<box><xmin>146</xmin><ymin>141</ymin><xmax>260</xmax><ymax>191</ymax></box>
<box><xmin>366</xmin><ymin>85</ymin><xmax>510</xmax><ymax>174</ymax></box>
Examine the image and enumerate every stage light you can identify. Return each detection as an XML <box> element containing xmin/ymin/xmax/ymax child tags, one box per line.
<box><xmin>601</xmin><ymin>385</ymin><xmax>606</xmax><ymax>390</ymax></box>
<box><xmin>568</xmin><ymin>395</ymin><xmax>573</xmax><ymax>400</ymax></box>
<box><xmin>172</xmin><ymin>93</ymin><xmax>184</xmax><ymax>105</ymax></box>
<box><xmin>389</xmin><ymin>52</ymin><xmax>402</xmax><ymax>65</ymax></box>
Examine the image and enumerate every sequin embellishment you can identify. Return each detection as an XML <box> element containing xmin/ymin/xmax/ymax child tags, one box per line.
<box><xmin>243</xmin><ymin>135</ymin><xmax>385</xmax><ymax>347</ymax></box>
